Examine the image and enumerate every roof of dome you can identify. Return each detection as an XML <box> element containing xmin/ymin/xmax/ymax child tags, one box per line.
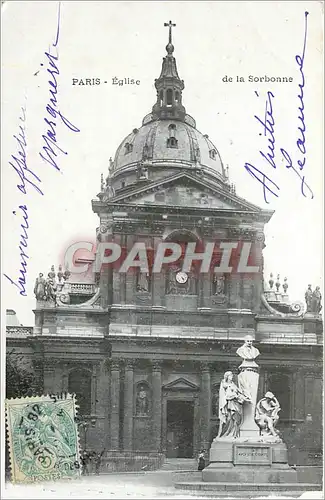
<box><xmin>107</xmin><ymin>22</ymin><xmax>228</xmax><ymax>185</ymax></box>
<box><xmin>112</xmin><ymin>120</ymin><xmax>226</xmax><ymax>180</ymax></box>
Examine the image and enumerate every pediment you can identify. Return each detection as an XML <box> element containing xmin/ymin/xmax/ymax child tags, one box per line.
<box><xmin>162</xmin><ymin>377</ymin><xmax>199</xmax><ymax>391</ymax></box>
<box><xmin>109</xmin><ymin>172</ymin><xmax>263</xmax><ymax>212</ymax></box>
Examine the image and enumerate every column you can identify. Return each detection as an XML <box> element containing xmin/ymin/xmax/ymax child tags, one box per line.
<box><xmin>61</xmin><ymin>363</ymin><xmax>69</xmax><ymax>392</ymax></box>
<box><xmin>257</xmin><ymin>366</ymin><xmax>265</xmax><ymax>400</ymax></box>
<box><xmin>200</xmin><ymin>362</ymin><xmax>211</xmax><ymax>451</ymax></box>
<box><xmin>123</xmin><ymin>360</ymin><xmax>134</xmax><ymax>451</ymax></box>
<box><xmin>32</xmin><ymin>359</ymin><xmax>44</xmax><ymax>393</ymax></box>
<box><xmin>152</xmin><ymin>361</ymin><xmax>162</xmax><ymax>452</ymax></box>
<box><xmin>43</xmin><ymin>363</ymin><xmax>55</xmax><ymax>394</ymax></box>
<box><xmin>97</xmin><ymin>360</ymin><xmax>110</xmax><ymax>449</ymax></box>
<box><xmin>110</xmin><ymin>359</ymin><xmax>121</xmax><ymax>450</ymax></box>
<box><xmin>91</xmin><ymin>364</ymin><xmax>98</xmax><ymax>415</ymax></box>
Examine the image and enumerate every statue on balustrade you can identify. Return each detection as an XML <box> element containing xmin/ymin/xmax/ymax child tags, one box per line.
<box><xmin>136</xmin><ymin>386</ymin><xmax>149</xmax><ymax>415</ymax></box>
<box><xmin>217</xmin><ymin>371</ymin><xmax>251</xmax><ymax>439</ymax></box>
<box><xmin>305</xmin><ymin>285</ymin><xmax>322</xmax><ymax>314</ymax></box>
<box><xmin>45</xmin><ymin>277</ymin><xmax>57</xmax><ymax>302</ymax></box>
<box><xmin>311</xmin><ymin>286</ymin><xmax>322</xmax><ymax>314</ymax></box>
<box><xmin>305</xmin><ymin>284</ymin><xmax>313</xmax><ymax>312</ymax></box>
<box><xmin>255</xmin><ymin>391</ymin><xmax>281</xmax><ymax>438</ymax></box>
<box><xmin>34</xmin><ymin>273</ymin><xmax>46</xmax><ymax>300</ymax></box>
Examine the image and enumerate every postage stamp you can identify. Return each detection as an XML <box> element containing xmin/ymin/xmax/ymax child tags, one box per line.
<box><xmin>5</xmin><ymin>393</ymin><xmax>81</xmax><ymax>483</ymax></box>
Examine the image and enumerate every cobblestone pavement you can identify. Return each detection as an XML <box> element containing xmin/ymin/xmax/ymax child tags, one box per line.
<box><xmin>2</xmin><ymin>472</ymin><xmax>323</xmax><ymax>499</ymax></box>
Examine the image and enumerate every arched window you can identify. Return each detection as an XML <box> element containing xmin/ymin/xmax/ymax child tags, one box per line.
<box><xmin>166</xmin><ymin>89</ymin><xmax>173</xmax><ymax>106</ymax></box>
<box><xmin>68</xmin><ymin>369</ymin><xmax>91</xmax><ymax>416</ymax></box>
<box><xmin>209</xmin><ymin>149</ymin><xmax>216</xmax><ymax>160</ymax></box>
<box><xmin>168</xmin><ymin>124</ymin><xmax>176</xmax><ymax>138</ymax></box>
<box><xmin>175</xmin><ymin>91</ymin><xmax>179</xmax><ymax>103</ymax></box>
<box><xmin>159</xmin><ymin>90</ymin><xmax>164</xmax><ymax>106</ymax></box>
<box><xmin>267</xmin><ymin>373</ymin><xmax>291</xmax><ymax>420</ymax></box>
<box><xmin>124</xmin><ymin>143</ymin><xmax>133</xmax><ymax>155</ymax></box>
<box><xmin>167</xmin><ymin>137</ymin><xmax>178</xmax><ymax>148</ymax></box>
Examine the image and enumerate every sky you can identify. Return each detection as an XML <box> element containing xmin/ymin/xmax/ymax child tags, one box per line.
<box><xmin>1</xmin><ymin>0</ymin><xmax>324</xmax><ymax>326</ymax></box>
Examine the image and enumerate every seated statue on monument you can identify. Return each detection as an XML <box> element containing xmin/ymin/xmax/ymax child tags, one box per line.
<box><xmin>217</xmin><ymin>371</ymin><xmax>251</xmax><ymax>439</ymax></box>
<box><xmin>255</xmin><ymin>391</ymin><xmax>281</xmax><ymax>440</ymax></box>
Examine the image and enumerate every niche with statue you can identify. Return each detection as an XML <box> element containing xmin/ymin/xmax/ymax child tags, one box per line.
<box><xmin>135</xmin><ymin>381</ymin><xmax>151</xmax><ymax>416</ymax></box>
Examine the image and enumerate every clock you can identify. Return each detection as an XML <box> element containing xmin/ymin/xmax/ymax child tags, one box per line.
<box><xmin>175</xmin><ymin>271</ymin><xmax>188</xmax><ymax>284</ymax></box>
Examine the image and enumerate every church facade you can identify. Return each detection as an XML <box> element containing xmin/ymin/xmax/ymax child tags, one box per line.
<box><xmin>6</xmin><ymin>24</ymin><xmax>323</xmax><ymax>470</ymax></box>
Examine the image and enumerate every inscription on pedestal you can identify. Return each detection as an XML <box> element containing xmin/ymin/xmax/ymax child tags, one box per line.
<box><xmin>234</xmin><ymin>444</ymin><xmax>272</xmax><ymax>465</ymax></box>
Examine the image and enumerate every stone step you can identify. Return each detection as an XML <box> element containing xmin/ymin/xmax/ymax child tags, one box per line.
<box><xmin>174</xmin><ymin>490</ymin><xmax>323</xmax><ymax>498</ymax></box>
<box><xmin>161</xmin><ymin>458</ymin><xmax>198</xmax><ymax>471</ymax></box>
<box><xmin>175</xmin><ymin>481</ymin><xmax>323</xmax><ymax>492</ymax></box>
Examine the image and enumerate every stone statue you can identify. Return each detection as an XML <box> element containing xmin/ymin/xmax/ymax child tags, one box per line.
<box><xmin>213</xmin><ymin>274</ymin><xmax>225</xmax><ymax>295</ymax></box>
<box><xmin>109</xmin><ymin>157</ymin><xmax>114</xmax><ymax>173</ymax></box>
<box><xmin>305</xmin><ymin>284</ymin><xmax>313</xmax><ymax>312</ymax></box>
<box><xmin>311</xmin><ymin>286</ymin><xmax>322</xmax><ymax>314</ymax></box>
<box><xmin>136</xmin><ymin>386</ymin><xmax>149</xmax><ymax>415</ymax></box>
<box><xmin>255</xmin><ymin>391</ymin><xmax>281</xmax><ymax>438</ymax></box>
<box><xmin>45</xmin><ymin>278</ymin><xmax>57</xmax><ymax>302</ymax></box>
<box><xmin>236</xmin><ymin>336</ymin><xmax>261</xmax><ymax>437</ymax></box>
<box><xmin>48</xmin><ymin>265</ymin><xmax>56</xmax><ymax>281</ymax></box>
<box><xmin>57</xmin><ymin>265</ymin><xmax>64</xmax><ymax>284</ymax></box>
<box><xmin>105</xmin><ymin>176</ymin><xmax>115</xmax><ymax>198</ymax></box>
<box><xmin>236</xmin><ymin>336</ymin><xmax>260</xmax><ymax>399</ymax></box>
<box><xmin>137</xmin><ymin>272</ymin><xmax>149</xmax><ymax>292</ymax></box>
<box><xmin>34</xmin><ymin>273</ymin><xmax>46</xmax><ymax>300</ymax></box>
<box><xmin>217</xmin><ymin>371</ymin><xmax>250</xmax><ymax>439</ymax></box>
<box><xmin>236</xmin><ymin>336</ymin><xmax>260</xmax><ymax>364</ymax></box>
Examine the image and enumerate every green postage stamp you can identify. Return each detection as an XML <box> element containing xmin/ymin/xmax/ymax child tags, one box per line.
<box><xmin>5</xmin><ymin>393</ymin><xmax>81</xmax><ymax>483</ymax></box>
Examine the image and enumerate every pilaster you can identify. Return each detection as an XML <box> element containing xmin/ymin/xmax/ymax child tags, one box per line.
<box><xmin>152</xmin><ymin>360</ymin><xmax>162</xmax><ymax>452</ymax></box>
<box><xmin>200</xmin><ymin>362</ymin><xmax>211</xmax><ymax>450</ymax></box>
<box><xmin>109</xmin><ymin>358</ymin><xmax>121</xmax><ymax>450</ymax></box>
<box><xmin>123</xmin><ymin>360</ymin><xmax>135</xmax><ymax>450</ymax></box>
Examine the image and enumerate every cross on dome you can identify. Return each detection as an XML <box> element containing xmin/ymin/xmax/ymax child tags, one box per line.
<box><xmin>164</xmin><ymin>20</ymin><xmax>176</xmax><ymax>45</ymax></box>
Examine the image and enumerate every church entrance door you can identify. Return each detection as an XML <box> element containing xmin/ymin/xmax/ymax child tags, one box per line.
<box><xmin>166</xmin><ymin>400</ymin><xmax>194</xmax><ymax>458</ymax></box>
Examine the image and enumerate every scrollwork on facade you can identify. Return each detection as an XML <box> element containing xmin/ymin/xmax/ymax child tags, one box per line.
<box><xmin>100</xmin><ymin>221</ymin><xmax>113</xmax><ymax>234</ymax></box>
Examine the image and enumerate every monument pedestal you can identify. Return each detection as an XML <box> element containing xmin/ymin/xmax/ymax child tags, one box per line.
<box><xmin>202</xmin><ymin>439</ymin><xmax>298</xmax><ymax>483</ymax></box>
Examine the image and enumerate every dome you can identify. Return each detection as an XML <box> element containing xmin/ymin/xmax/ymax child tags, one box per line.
<box><xmin>112</xmin><ymin>120</ymin><xmax>226</xmax><ymax>181</ymax></box>
<box><xmin>104</xmin><ymin>21</ymin><xmax>229</xmax><ymax>193</ymax></box>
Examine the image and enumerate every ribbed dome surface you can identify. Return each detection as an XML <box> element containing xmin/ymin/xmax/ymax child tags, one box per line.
<box><xmin>112</xmin><ymin>119</ymin><xmax>226</xmax><ymax>180</ymax></box>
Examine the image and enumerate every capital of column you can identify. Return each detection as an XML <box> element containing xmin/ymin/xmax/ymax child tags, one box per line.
<box><xmin>200</xmin><ymin>362</ymin><xmax>211</xmax><ymax>374</ymax></box>
<box><xmin>152</xmin><ymin>360</ymin><xmax>162</xmax><ymax>372</ymax></box>
<box><xmin>108</xmin><ymin>358</ymin><xmax>122</xmax><ymax>371</ymax></box>
<box><xmin>124</xmin><ymin>359</ymin><xmax>135</xmax><ymax>370</ymax></box>
<box><xmin>32</xmin><ymin>359</ymin><xmax>44</xmax><ymax>370</ymax></box>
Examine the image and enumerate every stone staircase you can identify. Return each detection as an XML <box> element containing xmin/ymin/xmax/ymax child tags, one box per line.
<box><xmin>161</xmin><ymin>458</ymin><xmax>198</xmax><ymax>471</ymax></box>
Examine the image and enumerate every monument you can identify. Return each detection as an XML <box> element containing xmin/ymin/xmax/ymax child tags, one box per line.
<box><xmin>202</xmin><ymin>336</ymin><xmax>298</xmax><ymax>484</ymax></box>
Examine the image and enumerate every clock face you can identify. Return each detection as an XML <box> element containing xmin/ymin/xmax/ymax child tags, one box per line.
<box><xmin>175</xmin><ymin>271</ymin><xmax>188</xmax><ymax>284</ymax></box>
